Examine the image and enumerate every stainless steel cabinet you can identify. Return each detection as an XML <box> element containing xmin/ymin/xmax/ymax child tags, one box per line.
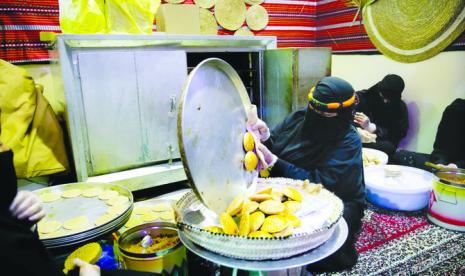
<box><xmin>264</xmin><ymin>48</ymin><xmax>332</xmax><ymax>128</ymax></box>
<box><xmin>53</xmin><ymin>34</ymin><xmax>277</xmax><ymax>191</ymax></box>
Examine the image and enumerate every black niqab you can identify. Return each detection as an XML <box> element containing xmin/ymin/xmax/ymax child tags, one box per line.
<box><xmin>269</xmin><ymin>77</ymin><xmax>355</xmax><ymax>168</ymax></box>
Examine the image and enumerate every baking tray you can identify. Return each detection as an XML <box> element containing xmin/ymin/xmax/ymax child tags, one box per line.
<box><xmin>33</xmin><ymin>182</ymin><xmax>133</xmax><ymax>248</ymax></box>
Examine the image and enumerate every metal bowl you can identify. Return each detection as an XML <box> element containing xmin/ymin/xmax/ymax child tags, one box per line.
<box><xmin>118</xmin><ymin>222</ymin><xmax>187</xmax><ymax>273</ymax></box>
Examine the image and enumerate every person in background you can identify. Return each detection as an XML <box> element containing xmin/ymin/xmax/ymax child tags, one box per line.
<box><xmin>429</xmin><ymin>98</ymin><xmax>465</xmax><ymax>169</ymax></box>
<box><xmin>0</xmin><ymin>140</ymin><xmax>64</xmax><ymax>275</ymax></box>
<box><xmin>354</xmin><ymin>74</ymin><xmax>409</xmax><ymax>158</ymax></box>
<box><xmin>0</xmin><ymin>141</ymin><xmax>152</xmax><ymax>276</ymax></box>
<box><xmin>252</xmin><ymin>76</ymin><xmax>366</xmax><ymax>272</ymax></box>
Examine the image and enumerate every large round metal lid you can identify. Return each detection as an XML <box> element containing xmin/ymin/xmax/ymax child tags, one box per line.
<box><xmin>177</xmin><ymin>58</ymin><xmax>257</xmax><ymax>214</ymax></box>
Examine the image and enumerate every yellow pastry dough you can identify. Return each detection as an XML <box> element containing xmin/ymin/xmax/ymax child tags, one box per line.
<box><xmin>159</xmin><ymin>211</ymin><xmax>175</xmax><ymax>221</ymax></box>
<box><xmin>40</xmin><ymin>192</ymin><xmax>62</xmax><ymax>203</ymax></box>
<box><xmin>106</xmin><ymin>195</ymin><xmax>129</xmax><ymax>206</ymax></box>
<box><xmin>245</xmin><ymin>5</ymin><xmax>268</xmax><ymax>31</ymax></box>
<box><xmin>215</xmin><ymin>0</ymin><xmax>246</xmax><ymax>31</ymax></box>
<box><xmin>63</xmin><ymin>216</ymin><xmax>90</xmax><ymax>230</ymax></box>
<box><xmin>259</xmin><ymin>200</ymin><xmax>285</xmax><ymax>215</ymax></box>
<box><xmin>39</xmin><ymin>229</ymin><xmax>67</xmax><ymax>239</ymax></box>
<box><xmin>98</xmin><ymin>190</ymin><xmax>119</xmax><ymax>200</ymax></box>
<box><xmin>133</xmin><ymin>205</ymin><xmax>152</xmax><ymax>215</ymax></box>
<box><xmin>125</xmin><ymin>216</ymin><xmax>142</xmax><ymax>228</ymax></box>
<box><xmin>82</xmin><ymin>188</ymin><xmax>103</xmax><ymax>198</ymax></box>
<box><xmin>38</xmin><ymin>220</ymin><xmax>62</xmax><ymax>234</ymax></box>
<box><xmin>152</xmin><ymin>203</ymin><xmax>171</xmax><ymax>212</ymax></box>
<box><xmin>141</xmin><ymin>212</ymin><xmax>159</xmax><ymax>222</ymax></box>
<box><xmin>107</xmin><ymin>205</ymin><xmax>127</xmax><ymax>216</ymax></box>
<box><xmin>61</xmin><ymin>189</ymin><xmax>82</xmax><ymax>198</ymax></box>
<box><xmin>94</xmin><ymin>214</ymin><xmax>114</xmax><ymax>226</ymax></box>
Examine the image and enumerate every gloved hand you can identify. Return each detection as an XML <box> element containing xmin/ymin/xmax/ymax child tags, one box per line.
<box><xmin>246</xmin><ymin>105</ymin><xmax>270</xmax><ymax>141</ymax></box>
<box><xmin>354</xmin><ymin>112</ymin><xmax>376</xmax><ymax>133</ymax></box>
<box><xmin>73</xmin><ymin>258</ymin><xmax>101</xmax><ymax>276</ymax></box>
<box><xmin>257</xmin><ymin>143</ymin><xmax>277</xmax><ymax>167</ymax></box>
<box><xmin>9</xmin><ymin>190</ymin><xmax>45</xmax><ymax>222</ymax></box>
<box><xmin>437</xmin><ymin>163</ymin><xmax>458</xmax><ymax>169</ymax></box>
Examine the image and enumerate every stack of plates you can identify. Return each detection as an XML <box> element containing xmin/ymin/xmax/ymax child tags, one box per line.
<box><xmin>33</xmin><ymin>182</ymin><xmax>133</xmax><ymax>249</ymax></box>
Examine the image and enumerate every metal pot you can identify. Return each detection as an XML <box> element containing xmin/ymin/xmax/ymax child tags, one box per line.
<box><xmin>118</xmin><ymin>222</ymin><xmax>188</xmax><ymax>274</ymax></box>
<box><xmin>427</xmin><ymin>168</ymin><xmax>465</xmax><ymax>231</ymax></box>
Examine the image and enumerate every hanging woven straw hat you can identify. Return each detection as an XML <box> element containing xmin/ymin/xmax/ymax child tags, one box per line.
<box><xmin>361</xmin><ymin>0</ymin><xmax>465</xmax><ymax>63</ymax></box>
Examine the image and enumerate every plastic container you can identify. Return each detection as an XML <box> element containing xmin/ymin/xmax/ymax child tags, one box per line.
<box><xmin>364</xmin><ymin>165</ymin><xmax>433</xmax><ymax>211</ymax></box>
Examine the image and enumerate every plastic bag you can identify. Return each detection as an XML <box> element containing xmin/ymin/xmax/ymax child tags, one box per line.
<box><xmin>0</xmin><ymin>60</ymin><xmax>68</xmax><ymax>178</ymax></box>
<box><xmin>59</xmin><ymin>0</ymin><xmax>106</xmax><ymax>34</ymax></box>
<box><xmin>105</xmin><ymin>0</ymin><xmax>160</xmax><ymax>34</ymax></box>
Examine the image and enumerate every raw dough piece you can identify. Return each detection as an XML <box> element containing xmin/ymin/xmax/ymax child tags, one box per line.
<box><xmin>40</xmin><ymin>192</ymin><xmax>61</xmax><ymax>203</ymax></box>
<box><xmin>62</xmin><ymin>189</ymin><xmax>82</xmax><ymax>198</ymax></box>
<box><xmin>82</xmin><ymin>188</ymin><xmax>103</xmax><ymax>198</ymax></box>
<box><xmin>63</xmin><ymin>216</ymin><xmax>90</xmax><ymax>230</ymax></box>
<box><xmin>152</xmin><ymin>203</ymin><xmax>171</xmax><ymax>212</ymax></box>
<box><xmin>95</xmin><ymin>214</ymin><xmax>114</xmax><ymax>226</ymax></box>
<box><xmin>106</xmin><ymin>195</ymin><xmax>129</xmax><ymax>206</ymax></box>
<box><xmin>141</xmin><ymin>212</ymin><xmax>160</xmax><ymax>222</ymax></box>
<box><xmin>107</xmin><ymin>205</ymin><xmax>127</xmax><ymax>216</ymax></box>
<box><xmin>38</xmin><ymin>220</ymin><xmax>62</xmax><ymax>234</ymax></box>
<box><xmin>159</xmin><ymin>211</ymin><xmax>175</xmax><ymax>221</ymax></box>
<box><xmin>124</xmin><ymin>216</ymin><xmax>142</xmax><ymax>228</ymax></box>
<box><xmin>98</xmin><ymin>190</ymin><xmax>119</xmax><ymax>200</ymax></box>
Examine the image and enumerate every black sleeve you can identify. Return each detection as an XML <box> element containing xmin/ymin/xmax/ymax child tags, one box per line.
<box><xmin>263</xmin><ymin>113</ymin><xmax>293</xmax><ymax>149</ymax></box>
<box><xmin>388</xmin><ymin>101</ymin><xmax>409</xmax><ymax>145</ymax></box>
<box><xmin>354</xmin><ymin>90</ymin><xmax>369</xmax><ymax>114</ymax></box>
<box><xmin>0</xmin><ymin>150</ymin><xmax>18</xmax><ymax>211</ymax></box>
<box><xmin>431</xmin><ymin>99</ymin><xmax>465</xmax><ymax>166</ymax></box>
<box><xmin>271</xmin><ymin>129</ymin><xmax>366</xmax><ymax>233</ymax></box>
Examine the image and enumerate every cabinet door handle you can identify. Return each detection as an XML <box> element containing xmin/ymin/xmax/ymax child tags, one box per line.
<box><xmin>170</xmin><ymin>96</ymin><xmax>176</xmax><ymax>113</ymax></box>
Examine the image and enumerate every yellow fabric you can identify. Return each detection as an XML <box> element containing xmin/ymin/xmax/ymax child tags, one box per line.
<box><xmin>106</xmin><ymin>0</ymin><xmax>160</xmax><ymax>34</ymax></box>
<box><xmin>59</xmin><ymin>0</ymin><xmax>107</xmax><ymax>34</ymax></box>
<box><xmin>59</xmin><ymin>0</ymin><xmax>160</xmax><ymax>34</ymax></box>
<box><xmin>0</xmin><ymin>60</ymin><xmax>68</xmax><ymax>178</ymax></box>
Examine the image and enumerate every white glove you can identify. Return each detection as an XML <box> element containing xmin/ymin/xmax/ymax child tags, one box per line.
<box><xmin>73</xmin><ymin>258</ymin><xmax>101</xmax><ymax>276</ymax></box>
<box><xmin>437</xmin><ymin>163</ymin><xmax>458</xmax><ymax>169</ymax></box>
<box><xmin>354</xmin><ymin>112</ymin><xmax>376</xmax><ymax>133</ymax></box>
<box><xmin>257</xmin><ymin>143</ymin><xmax>277</xmax><ymax>167</ymax></box>
<box><xmin>250</xmin><ymin>118</ymin><xmax>270</xmax><ymax>142</ymax></box>
<box><xmin>246</xmin><ymin>105</ymin><xmax>271</xmax><ymax>142</ymax></box>
<box><xmin>9</xmin><ymin>190</ymin><xmax>45</xmax><ymax>222</ymax></box>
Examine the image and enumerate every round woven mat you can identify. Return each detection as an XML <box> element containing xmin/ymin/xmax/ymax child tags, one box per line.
<box><xmin>363</xmin><ymin>0</ymin><xmax>465</xmax><ymax>63</ymax></box>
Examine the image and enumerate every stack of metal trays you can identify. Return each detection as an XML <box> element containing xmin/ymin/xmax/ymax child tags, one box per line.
<box><xmin>33</xmin><ymin>182</ymin><xmax>133</xmax><ymax>249</ymax></box>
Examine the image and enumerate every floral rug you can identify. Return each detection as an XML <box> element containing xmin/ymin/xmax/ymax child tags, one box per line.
<box><xmin>320</xmin><ymin>204</ymin><xmax>465</xmax><ymax>275</ymax></box>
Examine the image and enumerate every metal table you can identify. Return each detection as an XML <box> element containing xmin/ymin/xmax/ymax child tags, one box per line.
<box><xmin>179</xmin><ymin>218</ymin><xmax>348</xmax><ymax>272</ymax></box>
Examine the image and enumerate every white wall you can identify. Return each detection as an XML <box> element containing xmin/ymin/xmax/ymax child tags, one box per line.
<box><xmin>332</xmin><ymin>51</ymin><xmax>465</xmax><ymax>154</ymax></box>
